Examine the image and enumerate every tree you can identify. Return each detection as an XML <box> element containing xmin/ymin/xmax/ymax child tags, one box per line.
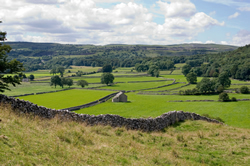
<box><xmin>29</xmin><ymin>74</ymin><xmax>35</xmax><ymax>81</ymax></box>
<box><xmin>102</xmin><ymin>64</ymin><xmax>113</xmax><ymax>73</ymax></box>
<box><xmin>66</xmin><ymin>78</ymin><xmax>73</xmax><ymax>88</ymax></box>
<box><xmin>61</xmin><ymin>77</ymin><xmax>73</xmax><ymax>88</ymax></box>
<box><xmin>101</xmin><ymin>73</ymin><xmax>114</xmax><ymax>85</ymax></box>
<box><xmin>50</xmin><ymin>67</ymin><xmax>57</xmax><ymax>75</ymax></box>
<box><xmin>0</xmin><ymin>21</ymin><xmax>24</xmax><ymax>92</ymax></box>
<box><xmin>196</xmin><ymin>77</ymin><xmax>215</xmax><ymax>94</ymax></box>
<box><xmin>56</xmin><ymin>66</ymin><xmax>65</xmax><ymax>77</ymax></box>
<box><xmin>182</xmin><ymin>64</ymin><xmax>192</xmax><ymax>76</ymax></box>
<box><xmin>240</xmin><ymin>86</ymin><xmax>249</xmax><ymax>94</ymax></box>
<box><xmin>186</xmin><ymin>72</ymin><xmax>197</xmax><ymax>84</ymax></box>
<box><xmin>77</xmin><ymin>80</ymin><xmax>88</xmax><ymax>88</ymax></box>
<box><xmin>219</xmin><ymin>92</ymin><xmax>230</xmax><ymax>102</ymax></box>
<box><xmin>50</xmin><ymin>75</ymin><xmax>62</xmax><ymax>88</ymax></box>
<box><xmin>147</xmin><ymin>65</ymin><xmax>159</xmax><ymax>77</ymax></box>
<box><xmin>217</xmin><ymin>72</ymin><xmax>231</xmax><ymax>88</ymax></box>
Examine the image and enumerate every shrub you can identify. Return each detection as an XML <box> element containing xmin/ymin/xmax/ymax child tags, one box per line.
<box><xmin>231</xmin><ymin>97</ymin><xmax>237</xmax><ymax>102</ymax></box>
<box><xmin>219</xmin><ymin>92</ymin><xmax>230</xmax><ymax>102</ymax></box>
<box><xmin>240</xmin><ymin>86</ymin><xmax>249</xmax><ymax>94</ymax></box>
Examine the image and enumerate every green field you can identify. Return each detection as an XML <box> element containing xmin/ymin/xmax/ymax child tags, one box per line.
<box><xmin>161</xmin><ymin>75</ymin><xmax>187</xmax><ymax>82</ymax></box>
<box><xmin>174</xmin><ymin>63</ymin><xmax>186</xmax><ymax>68</ymax></box>
<box><xmin>2</xmin><ymin>82</ymin><xmax>104</xmax><ymax>96</ymax></box>
<box><xmin>16</xmin><ymin>89</ymin><xmax>114</xmax><ymax>109</ymax></box>
<box><xmin>75</xmin><ymin>93</ymin><xmax>250</xmax><ymax>128</ymax></box>
<box><xmin>159</xmin><ymin>70</ymin><xmax>172</xmax><ymax>75</ymax></box>
<box><xmin>97</xmin><ymin>81</ymin><xmax>170</xmax><ymax>91</ymax></box>
<box><xmin>171</xmin><ymin>70</ymin><xmax>183</xmax><ymax>75</ymax></box>
<box><xmin>88</xmin><ymin>72</ymin><xmax>144</xmax><ymax>77</ymax></box>
<box><xmin>73</xmin><ymin>76</ymin><xmax>165</xmax><ymax>83</ymax></box>
<box><xmin>144</xmin><ymin>83</ymin><xmax>186</xmax><ymax>91</ymax></box>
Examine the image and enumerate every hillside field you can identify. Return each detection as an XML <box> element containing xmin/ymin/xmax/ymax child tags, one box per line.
<box><xmin>0</xmin><ymin>105</ymin><xmax>249</xmax><ymax>165</ymax></box>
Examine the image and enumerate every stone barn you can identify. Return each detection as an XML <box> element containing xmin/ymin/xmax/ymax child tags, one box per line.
<box><xmin>112</xmin><ymin>91</ymin><xmax>127</xmax><ymax>102</ymax></box>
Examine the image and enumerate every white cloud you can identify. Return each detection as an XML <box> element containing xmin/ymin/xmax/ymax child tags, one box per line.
<box><xmin>0</xmin><ymin>0</ymin><xmax>224</xmax><ymax>45</ymax></box>
<box><xmin>203</xmin><ymin>0</ymin><xmax>250</xmax><ymax>7</ymax></box>
<box><xmin>157</xmin><ymin>0</ymin><xmax>196</xmax><ymax>18</ymax></box>
<box><xmin>238</xmin><ymin>7</ymin><xmax>250</xmax><ymax>12</ymax></box>
<box><xmin>220</xmin><ymin>41</ymin><xmax>228</xmax><ymax>45</ymax></box>
<box><xmin>205</xmin><ymin>40</ymin><xmax>215</xmax><ymax>44</ymax></box>
<box><xmin>228</xmin><ymin>12</ymin><xmax>240</xmax><ymax>19</ymax></box>
<box><xmin>231</xmin><ymin>30</ymin><xmax>250</xmax><ymax>46</ymax></box>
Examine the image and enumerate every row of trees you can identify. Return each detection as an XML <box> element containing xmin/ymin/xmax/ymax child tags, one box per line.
<box><xmin>50</xmin><ymin>76</ymin><xmax>88</xmax><ymax>88</ymax></box>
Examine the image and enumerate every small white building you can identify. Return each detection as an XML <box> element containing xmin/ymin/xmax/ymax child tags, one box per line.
<box><xmin>22</xmin><ymin>78</ymin><xmax>29</xmax><ymax>82</ymax></box>
<box><xmin>112</xmin><ymin>91</ymin><xmax>127</xmax><ymax>102</ymax></box>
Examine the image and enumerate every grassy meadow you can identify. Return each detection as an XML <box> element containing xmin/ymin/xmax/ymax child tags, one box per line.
<box><xmin>75</xmin><ymin>92</ymin><xmax>250</xmax><ymax>129</ymax></box>
<box><xmin>16</xmin><ymin>89</ymin><xmax>115</xmax><ymax>109</ymax></box>
<box><xmin>97</xmin><ymin>81</ymin><xmax>171</xmax><ymax>91</ymax></box>
<box><xmin>1</xmin><ymin>105</ymin><xmax>249</xmax><ymax>165</ymax></box>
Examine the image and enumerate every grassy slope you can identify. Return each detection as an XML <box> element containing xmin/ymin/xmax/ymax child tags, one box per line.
<box><xmin>76</xmin><ymin>93</ymin><xmax>250</xmax><ymax>129</ymax></box>
<box><xmin>16</xmin><ymin>89</ymin><xmax>115</xmax><ymax>109</ymax></box>
<box><xmin>0</xmin><ymin>105</ymin><xmax>249</xmax><ymax>166</ymax></box>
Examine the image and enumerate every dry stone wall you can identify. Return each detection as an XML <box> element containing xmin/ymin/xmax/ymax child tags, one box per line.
<box><xmin>0</xmin><ymin>94</ymin><xmax>222</xmax><ymax>132</ymax></box>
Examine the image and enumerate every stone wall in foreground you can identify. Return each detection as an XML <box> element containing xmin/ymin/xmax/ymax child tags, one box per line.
<box><xmin>0</xmin><ymin>94</ymin><xmax>222</xmax><ymax>132</ymax></box>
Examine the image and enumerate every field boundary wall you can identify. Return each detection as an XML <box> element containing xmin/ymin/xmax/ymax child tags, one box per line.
<box><xmin>0</xmin><ymin>94</ymin><xmax>222</xmax><ymax>132</ymax></box>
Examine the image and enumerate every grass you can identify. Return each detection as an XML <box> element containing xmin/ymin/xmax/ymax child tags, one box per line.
<box><xmin>145</xmin><ymin>83</ymin><xmax>186</xmax><ymax>91</ymax></box>
<box><xmin>1</xmin><ymin>82</ymin><xmax>102</xmax><ymax>96</ymax></box>
<box><xmin>171</xmin><ymin>70</ymin><xmax>183</xmax><ymax>75</ymax></box>
<box><xmin>161</xmin><ymin>75</ymin><xmax>187</xmax><ymax>82</ymax></box>
<box><xmin>159</xmin><ymin>70</ymin><xmax>172</xmax><ymax>75</ymax></box>
<box><xmin>72</xmin><ymin>76</ymin><xmax>165</xmax><ymax>83</ymax></box>
<box><xmin>15</xmin><ymin>89</ymin><xmax>115</xmax><ymax>109</ymax></box>
<box><xmin>97</xmin><ymin>81</ymin><xmax>170</xmax><ymax>91</ymax></box>
<box><xmin>1</xmin><ymin>105</ymin><xmax>250</xmax><ymax>165</ymax></box>
<box><xmin>76</xmin><ymin>92</ymin><xmax>250</xmax><ymax>129</ymax></box>
<box><xmin>174</xmin><ymin>63</ymin><xmax>186</xmax><ymax>68</ymax></box>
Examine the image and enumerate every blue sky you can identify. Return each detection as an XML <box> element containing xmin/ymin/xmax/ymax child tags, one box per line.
<box><xmin>0</xmin><ymin>0</ymin><xmax>249</xmax><ymax>46</ymax></box>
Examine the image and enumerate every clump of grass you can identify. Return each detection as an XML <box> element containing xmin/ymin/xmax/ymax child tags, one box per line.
<box><xmin>1</xmin><ymin>104</ymin><xmax>250</xmax><ymax>165</ymax></box>
<box><xmin>202</xmin><ymin>113</ymin><xmax>225</xmax><ymax>123</ymax></box>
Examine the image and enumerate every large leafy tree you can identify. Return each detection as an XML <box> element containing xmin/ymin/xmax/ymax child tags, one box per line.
<box><xmin>186</xmin><ymin>72</ymin><xmax>197</xmax><ymax>84</ymax></box>
<box><xmin>217</xmin><ymin>72</ymin><xmax>231</xmax><ymax>88</ymax></box>
<box><xmin>56</xmin><ymin>66</ymin><xmax>65</xmax><ymax>77</ymax></box>
<box><xmin>101</xmin><ymin>73</ymin><xmax>114</xmax><ymax>85</ymax></box>
<box><xmin>102</xmin><ymin>64</ymin><xmax>113</xmax><ymax>73</ymax></box>
<box><xmin>182</xmin><ymin>64</ymin><xmax>192</xmax><ymax>76</ymax></box>
<box><xmin>147</xmin><ymin>65</ymin><xmax>160</xmax><ymax>77</ymax></box>
<box><xmin>0</xmin><ymin>21</ymin><xmax>24</xmax><ymax>92</ymax></box>
<box><xmin>50</xmin><ymin>75</ymin><xmax>62</xmax><ymax>88</ymax></box>
<box><xmin>77</xmin><ymin>80</ymin><xmax>88</xmax><ymax>88</ymax></box>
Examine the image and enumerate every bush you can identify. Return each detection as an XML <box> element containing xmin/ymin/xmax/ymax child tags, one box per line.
<box><xmin>240</xmin><ymin>86</ymin><xmax>249</xmax><ymax>94</ymax></box>
<box><xmin>219</xmin><ymin>92</ymin><xmax>230</xmax><ymax>102</ymax></box>
<box><xmin>231</xmin><ymin>97</ymin><xmax>237</xmax><ymax>102</ymax></box>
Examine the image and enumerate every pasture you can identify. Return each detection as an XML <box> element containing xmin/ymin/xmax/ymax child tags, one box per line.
<box><xmin>16</xmin><ymin>89</ymin><xmax>114</xmax><ymax>109</ymax></box>
<box><xmin>171</xmin><ymin>70</ymin><xmax>182</xmax><ymax>75</ymax></box>
<box><xmin>3</xmin><ymin>67</ymin><xmax>250</xmax><ymax>129</ymax></box>
<box><xmin>75</xmin><ymin>92</ymin><xmax>250</xmax><ymax>129</ymax></box>
<box><xmin>97</xmin><ymin>81</ymin><xmax>171</xmax><ymax>91</ymax></box>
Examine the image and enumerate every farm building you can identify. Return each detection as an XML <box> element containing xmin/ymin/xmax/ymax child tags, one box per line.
<box><xmin>112</xmin><ymin>91</ymin><xmax>127</xmax><ymax>102</ymax></box>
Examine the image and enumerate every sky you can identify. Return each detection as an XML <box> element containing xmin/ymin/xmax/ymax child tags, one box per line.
<box><xmin>0</xmin><ymin>0</ymin><xmax>249</xmax><ymax>46</ymax></box>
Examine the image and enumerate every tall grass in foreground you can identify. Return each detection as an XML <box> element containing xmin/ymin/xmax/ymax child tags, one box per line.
<box><xmin>0</xmin><ymin>104</ymin><xmax>249</xmax><ymax>165</ymax></box>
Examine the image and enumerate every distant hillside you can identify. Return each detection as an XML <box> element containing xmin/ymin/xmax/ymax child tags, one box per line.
<box><xmin>5</xmin><ymin>42</ymin><xmax>238</xmax><ymax>58</ymax></box>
